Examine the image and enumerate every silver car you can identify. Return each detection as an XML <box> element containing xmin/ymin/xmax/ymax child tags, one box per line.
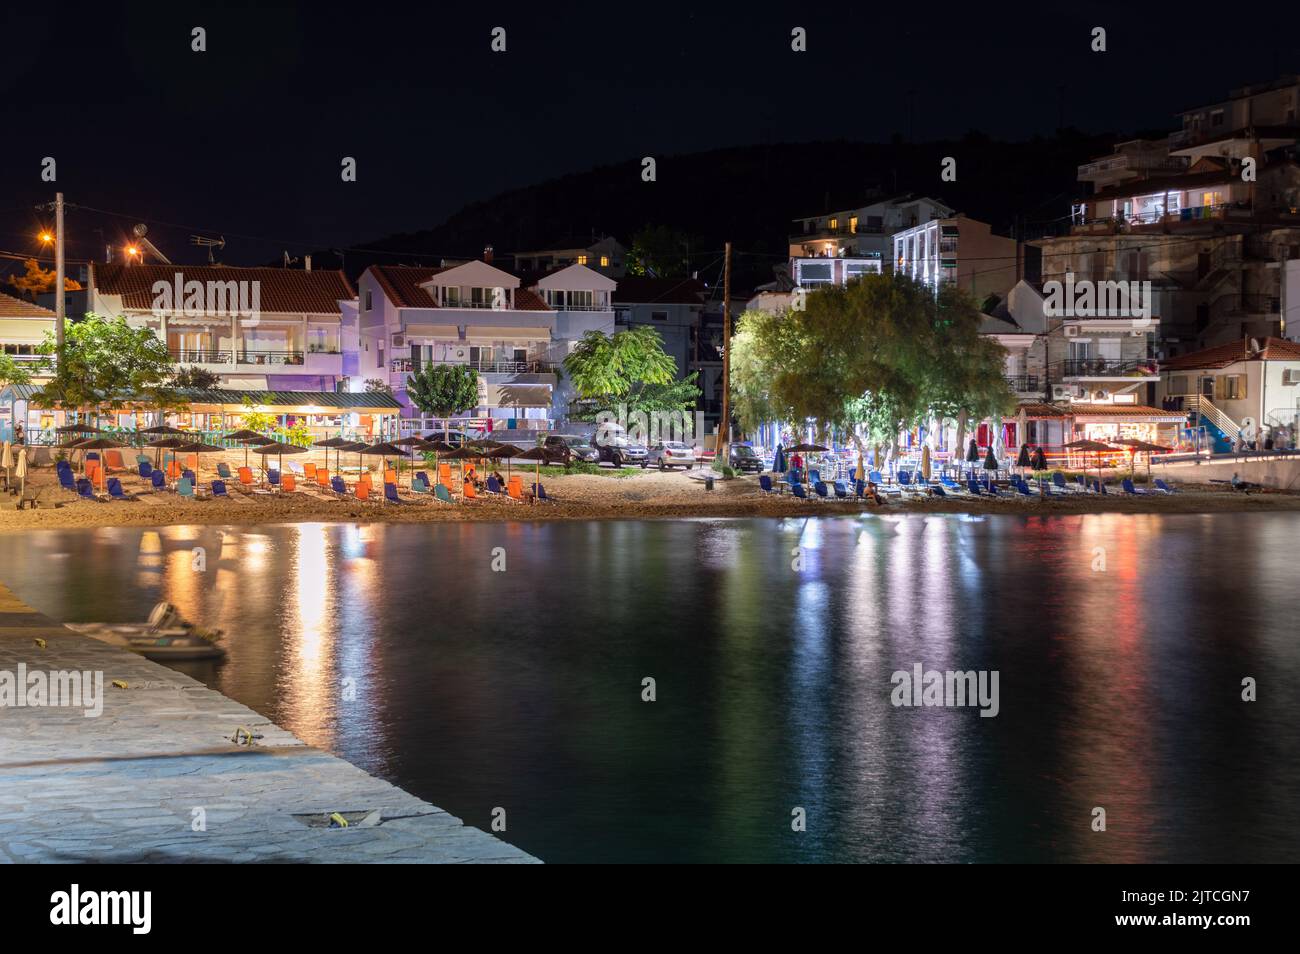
<box><xmin>647</xmin><ymin>440</ymin><xmax>697</xmax><ymax>470</ymax></box>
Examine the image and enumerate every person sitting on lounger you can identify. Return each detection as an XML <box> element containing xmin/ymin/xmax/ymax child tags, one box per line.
<box><xmin>866</xmin><ymin>480</ymin><xmax>884</xmax><ymax>505</ymax></box>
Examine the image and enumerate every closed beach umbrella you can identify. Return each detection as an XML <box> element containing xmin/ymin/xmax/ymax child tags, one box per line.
<box><xmin>15</xmin><ymin>446</ymin><xmax>27</xmax><ymax>498</ymax></box>
<box><xmin>983</xmin><ymin>446</ymin><xmax>998</xmax><ymax>472</ymax></box>
<box><xmin>1031</xmin><ymin>445</ymin><xmax>1049</xmax><ymax>471</ymax></box>
<box><xmin>921</xmin><ymin>443</ymin><xmax>932</xmax><ymax>482</ymax></box>
<box><xmin>772</xmin><ymin>443</ymin><xmax>785</xmax><ymax>474</ymax></box>
<box><xmin>1017</xmin><ymin>442</ymin><xmax>1031</xmax><ymax>470</ymax></box>
<box><xmin>965</xmin><ymin>437</ymin><xmax>980</xmax><ymax>475</ymax></box>
<box><xmin>2</xmin><ymin>440</ymin><xmax>11</xmax><ymax>491</ymax></box>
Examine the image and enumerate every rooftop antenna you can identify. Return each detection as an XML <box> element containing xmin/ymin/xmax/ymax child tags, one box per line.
<box><xmin>283</xmin><ymin>251</ymin><xmax>299</xmax><ymax>268</ymax></box>
<box><xmin>190</xmin><ymin>234</ymin><xmax>226</xmax><ymax>264</ymax></box>
<box><xmin>129</xmin><ymin>224</ymin><xmax>172</xmax><ymax>265</ymax></box>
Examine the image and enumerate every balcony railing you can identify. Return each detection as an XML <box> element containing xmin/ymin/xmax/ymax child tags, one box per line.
<box><xmin>169</xmin><ymin>349</ymin><xmax>306</xmax><ymax>366</ymax></box>
<box><xmin>1005</xmin><ymin>374</ymin><xmax>1040</xmax><ymax>393</ymax></box>
<box><xmin>545</xmin><ymin>302</ymin><xmax>611</xmax><ymax>311</ymax></box>
<box><xmin>1053</xmin><ymin>358</ymin><xmax>1159</xmax><ymax>380</ymax></box>
<box><xmin>390</xmin><ymin>359</ymin><xmax>558</xmax><ymax>375</ymax></box>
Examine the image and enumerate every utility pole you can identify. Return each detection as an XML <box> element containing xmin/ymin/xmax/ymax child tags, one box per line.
<box><xmin>55</xmin><ymin>191</ymin><xmax>65</xmax><ymax>352</ymax></box>
<box><xmin>715</xmin><ymin>241</ymin><xmax>732</xmax><ymax>460</ymax></box>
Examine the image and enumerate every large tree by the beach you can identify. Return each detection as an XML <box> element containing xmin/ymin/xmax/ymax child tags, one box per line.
<box><xmin>728</xmin><ymin>274</ymin><xmax>1011</xmax><ymax>460</ymax></box>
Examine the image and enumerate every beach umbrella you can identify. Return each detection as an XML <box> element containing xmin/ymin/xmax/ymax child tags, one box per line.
<box><xmin>360</xmin><ymin>441</ymin><xmax>408</xmax><ymax>501</ymax></box>
<box><xmin>14</xmin><ymin>446</ymin><xmax>27</xmax><ymax>499</ymax></box>
<box><xmin>921</xmin><ymin>444</ymin><xmax>932</xmax><ymax>482</ymax></box>
<box><xmin>174</xmin><ymin>440</ymin><xmax>226</xmax><ymax>480</ymax></box>
<box><xmin>772</xmin><ymin>443</ymin><xmax>785</xmax><ymax>474</ymax></box>
<box><xmin>787</xmin><ymin>442</ymin><xmax>827</xmax><ymax>481</ymax></box>
<box><xmin>514</xmin><ymin>445</ymin><xmax>550</xmax><ymax>496</ymax></box>
<box><xmin>482</xmin><ymin>443</ymin><xmax>523</xmax><ymax>479</ymax></box>
<box><xmin>54</xmin><ymin>422</ymin><xmax>104</xmax><ymax>435</ymax></box>
<box><xmin>223</xmin><ymin>429</ymin><xmax>274</xmax><ymax>468</ymax></box>
<box><xmin>1063</xmin><ymin>438</ymin><xmax>1111</xmax><ymax>485</ymax></box>
<box><xmin>418</xmin><ymin>439</ymin><xmax>454</xmax><ymax>484</ymax></box>
<box><xmin>965</xmin><ymin>437</ymin><xmax>980</xmax><ymax>477</ymax></box>
<box><xmin>140</xmin><ymin>424</ymin><xmax>186</xmax><ymax>434</ymax></box>
<box><xmin>73</xmin><ymin>436</ymin><xmax>127</xmax><ymax>490</ymax></box>
<box><xmin>2</xmin><ymin>440</ymin><xmax>11</xmax><ymax>493</ymax></box>
<box><xmin>251</xmin><ymin>440</ymin><xmax>309</xmax><ymax>484</ymax></box>
<box><xmin>314</xmin><ymin>435</ymin><xmax>352</xmax><ymax>475</ymax></box>
<box><xmin>439</xmin><ymin>445</ymin><xmax>478</xmax><ymax>495</ymax></box>
<box><xmin>336</xmin><ymin>440</ymin><xmax>368</xmax><ymax>479</ymax></box>
<box><xmin>392</xmin><ymin>435</ymin><xmax>430</xmax><ymax>488</ymax></box>
<box><xmin>1110</xmin><ymin>438</ymin><xmax>1169</xmax><ymax>482</ymax></box>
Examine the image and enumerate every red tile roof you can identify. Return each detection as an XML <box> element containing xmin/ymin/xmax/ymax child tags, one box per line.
<box><xmin>367</xmin><ymin>265</ymin><xmax>551</xmax><ymax>311</ymax></box>
<box><xmin>0</xmin><ymin>290</ymin><xmax>55</xmax><ymax>318</ymax></box>
<box><xmin>1160</xmin><ymin>336</ymin><xmax>1300</xmax><ymax>370</ymax></box>
<box><xmin>94</xmin><ymin>262</ymin><xmax>354</xmax><ymax>314</ymax></box>
<box><xmin>612</xmin><ymin>277</ymin><xmax>706</xmax><ymax>305</ymax></box>
<box><xmin>1017</xmin><ymin>401</ymin><xmax>1066</xmax><ymax>418</ymax></box>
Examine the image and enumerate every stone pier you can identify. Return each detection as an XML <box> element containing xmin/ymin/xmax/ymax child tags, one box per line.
<box><xmin>0</xmin><ymin>583</ymin><xmax>538</xmax><ymax>863</ymax></box>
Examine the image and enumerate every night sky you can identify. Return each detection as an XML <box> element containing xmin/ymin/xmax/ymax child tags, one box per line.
<box><xmin>4</xmin><ymin>1</ymin><xmax>1300</xmax><ymax>269</ymax></box>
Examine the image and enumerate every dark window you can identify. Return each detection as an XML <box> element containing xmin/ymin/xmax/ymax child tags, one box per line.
<box><xmin>651</xmin><ymin>311</ymin><xmax>668</xmax><ymax>321</ymax></box>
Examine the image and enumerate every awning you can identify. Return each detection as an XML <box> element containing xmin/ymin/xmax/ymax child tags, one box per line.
<box><xmin>1067</xmin><ymin>403</ymin><xmax>1185</xmax><ymax>424</ymax></box>
<box><xmin>462</xmin><ymin>326</ymin><xmax>552</xmax><ymax>341</ymax></box>
<box><xmin>403</xmin><ymin>324</ymin><xmax>461</xmax><ymax>338</ymax></box>
<box><xmin>478</xmin><ymin>383</ymin><xmax>552</xmax><ymax>408</ymax></box>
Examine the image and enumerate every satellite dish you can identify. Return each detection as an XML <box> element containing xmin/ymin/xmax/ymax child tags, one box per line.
<box><xmin>132</xmin><ymin>223</ymin><xmax>148</xmax><ymax>238</ymax></box>
<box><xmin>1248</xmin><ymin>337</ymin><xmax>1263</xmax><ymax>354</ymax></box>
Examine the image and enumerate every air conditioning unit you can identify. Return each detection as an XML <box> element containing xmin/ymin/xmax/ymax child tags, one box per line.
<box><xmin>391</xmin><ymin>334</ymin><xmax>404</xmax><ymax>348</ymax></box>
<box><xmin>453</xmin><ymin>347</ymin><xmax>468</xmax><ymax>360</ymax></box>
<box><xmin>1064</xmin><ymin>325</ymin><xmax>1079</xmax><ymax>337</ymax></box>
<box><xmin>1092</xmin><ymin>389</ymin><xmax>1109</xmax><ymax>401</ymax></box>
<box><xmin>1050</xmin><ymin>384</ymin><xmax>1073</xmax><ymax>401</ymax></box>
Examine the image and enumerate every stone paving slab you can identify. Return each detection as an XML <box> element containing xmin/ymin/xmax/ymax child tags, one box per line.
<box><xmin>0</xmin><ymin>583</ymin><xmax>539</xmax><ymax>863</ymax></box>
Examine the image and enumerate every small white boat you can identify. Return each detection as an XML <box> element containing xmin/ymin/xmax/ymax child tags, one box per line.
<box><xmin>68</xmin><ymin>602</ymin><xmax>227</xmax><ymax>662</ymax></box>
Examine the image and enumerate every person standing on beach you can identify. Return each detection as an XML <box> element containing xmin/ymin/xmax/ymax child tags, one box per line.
<box><xmin>13</xmin><ymin>422</ymin><xmax>22</xmax><ymax>445</ymax></box>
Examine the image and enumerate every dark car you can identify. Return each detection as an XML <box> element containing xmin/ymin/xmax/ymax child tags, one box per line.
<box><xmin>728</xmin><ymin>444</ymin><xmax>763</xmax><ymax>473</ymax></box>
<box><xmin>541</xmin><ymin>434</ymin><xmax>600</xmax><ymax>465</ymax></box>
<box><xmin>591</xmin><ymin>423</ymin><xmax>648</xmax><ymax>468</ymax></box>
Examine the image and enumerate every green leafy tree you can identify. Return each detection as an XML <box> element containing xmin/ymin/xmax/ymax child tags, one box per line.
<box><xmin>563</xmin><ymin>327</ymin><xmax>677</xmax><ymax>402</ymax></box>
<box><xmin>727</xmin><ymin>274</ymin><xmax>1011</xmax><ymax>460</ymax></box>
<box><xmin>32</xmin><ymin>313</ymin><xmax>182</xmax><ymax>421</ymax></box>
<box><xmin>0</xmin><ymin>353</ymin><xmax>32</xmax><ymax>392</ymax></box>
<box><xmin>171</xmin><ymin>365</ymin><xmax>222</xmax><ymax>390</ymax></box>
<box><xmin>569</xmin><ymin>373</ymin><xmax>701</xmax><ymax>423</ymax></box>
<box><xmin>276</xmin><ymin>419</ymin><xmax>314</xmax><ymax>447</ymax></box>
<box><xmin>625</xmin><ymin>225</ymin><xmax>692</xmax><ymax>278</ymax></box>
<box><xmin>406</xmin><ymin>362</ymin><xmax>479</xmax><ymax>434</ymax></box>
<box><xmin>239</xmin><ymin>395</ymin><xmax>277</xmax><ymax>433</ymax></box>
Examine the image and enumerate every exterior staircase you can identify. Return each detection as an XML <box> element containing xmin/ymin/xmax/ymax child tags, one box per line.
<box><xmin>1186</xmin><ymin>394</ymin><xmax>1238</xmax><ymax>453</ymax></box>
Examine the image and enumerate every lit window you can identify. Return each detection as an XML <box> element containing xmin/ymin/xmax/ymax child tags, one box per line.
<box><xmin>849</xmin><ymin>216</ymin><xmax>858</xmax><ymax>234</ymax></box>
<box><xmin>829</xmin><ymin>218</ymin><xmax>838</xmax><ymax>230</ymax></box>
<box><xmin>577</xmin><ymin>255</ymin><xmax>588</xmax><ymax>265</ymax></box>
<box><xmin>600</xmin><ymin>255</ymin><xmax>609</xmax><ymax>267</ymax></box>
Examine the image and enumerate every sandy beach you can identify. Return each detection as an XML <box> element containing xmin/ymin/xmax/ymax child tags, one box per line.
<box><xmin>3</xmin><ymin>459</ymin><xmax>1300</xmax><ymax>531</ymax></box>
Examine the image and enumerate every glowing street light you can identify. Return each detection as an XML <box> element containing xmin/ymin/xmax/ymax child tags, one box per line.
<box><xmin>39</xmin><ymin>231</ymin><xmax>53</xmax><ymax>245</ymax></box>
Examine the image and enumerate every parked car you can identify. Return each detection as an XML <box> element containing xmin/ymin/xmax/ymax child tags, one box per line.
<box><xmin>540</xmin><ymin>434</ymin><xmax>600</xmax><ymax>465</ymax></box>
<box><xmin>728</xmin><ymin>444</ymin><xmax>763</xmax><ymax>473</ymax></box>
<box><xmin>647</xmin><ymin>440</ymin><xmax>697</xmax><ymax>470</ymax></box>
<box><xmin>591</xmin><ymin>423</ymin><xmax>648</xmax><ymax>468</ymax></box>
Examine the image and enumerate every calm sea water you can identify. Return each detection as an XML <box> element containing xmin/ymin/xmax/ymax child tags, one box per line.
<box><xmin>2</xmin><ymin>514</ymin><xmax>1298</xmax><ymax>863</ymax></box>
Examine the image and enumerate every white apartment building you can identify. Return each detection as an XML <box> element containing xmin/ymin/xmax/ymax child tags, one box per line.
<box><xmin>789</xmin><ymin>194</ymin><xmax>952</xmax><ymax>288</ymax></box>
<box><xmin>88</xmin><ymin>261</ymin><xmax>356</xmax><ymax>391</ymax></box>
<box><xmin>356</xmin><ymin>255</ymin><xmax>614</xmax><ymax>434</ymax></box>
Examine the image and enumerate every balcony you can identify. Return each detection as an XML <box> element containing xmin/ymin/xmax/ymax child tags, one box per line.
<box><xmin>1005</xmin><ymin>374</ymin><xmax>1041</xmax><ymax>394</ymax></box>
<box><xmin>1077</xmin><ymin>154</ymin><xmax>1187</xmax><ymax>181</ymax></box>
<box><xmin>169</xmin><ymin>349</ymin><xmax>309</xmax><ymax>366</ymax></box>
<box><xmin>1051</xmin><ymin>358</ymin><xmax>1160</xmax><ymax>382</ymax></box>
<box><xmin>390</xmin><ymin>358</ymin><xmax>558</xmax><ymax>375</ymax></box>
